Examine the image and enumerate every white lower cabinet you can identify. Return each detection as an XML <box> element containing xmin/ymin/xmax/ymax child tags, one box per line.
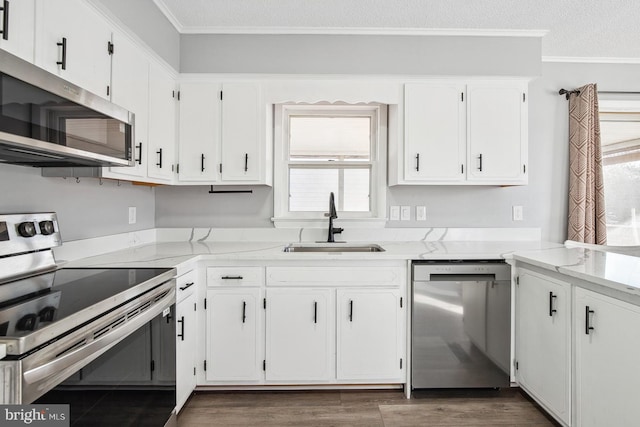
<box><xmin>205</xmin><ymin>288</ymin><xmax>263</xmax><ymax>382</ymax></box>
<box><xmin>265</xmin><ymin>288</ymin><xmax>333</xmax><ymax>381</ymax></box>
<box><xmin>575</xmin><ymin>287</ymin><xmax>640</xmax><ymax>427</ymax></box>
<box><xmin>336</xmin><ymin>289</ymin><xmax>403</xmax><ymax>380</ymax></box>
<box><xmin>176</xmin><ymin>286</ymin><xmax>197</xmax><ymax>412</ymax></box>
<box><xmin>515</xmin><ymin>268</ymin><xmax>571</xmax><ymax>426</ymax></box>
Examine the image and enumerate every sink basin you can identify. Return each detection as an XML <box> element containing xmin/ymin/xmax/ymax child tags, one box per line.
<box><xmin>283</xmin><ymin>243</ymin><xmax>385</xmax><ymax>253</ymax></box>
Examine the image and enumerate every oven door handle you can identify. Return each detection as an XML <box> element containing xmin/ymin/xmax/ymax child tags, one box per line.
<box><xmin>21</xmin><ymin>286</ymin><xmax>175</xmax><ymax>395</ymax></box>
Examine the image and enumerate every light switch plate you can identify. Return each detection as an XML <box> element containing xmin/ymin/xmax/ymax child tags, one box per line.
<box><xmin>416</xmin><ymin>206</ymin><xmax>427</xmax><ymax>221</ymax></box>
<box><xmin>128</xmin><ymin>206</ymin><xmax>137</xmax><ymax>224</ymax></box>
<box><xmin>401</xmin><ymin>206</ymin><xmax>411</xmax><ymax>221</ymax></box>
<box><xmin>512</xmin><ymin>205</ymin><xmax>523</xmax><ymax>221</ymax></box>
<box><xmin>390</xmin><ymin>206</ymin><xmax>400</xmax><ymax>221</ymax></box>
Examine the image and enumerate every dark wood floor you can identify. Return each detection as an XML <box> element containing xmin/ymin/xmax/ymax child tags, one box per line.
<box><xmin>178</xmin><ymin>388</ymin><xmax>558</xmax><ymax>426</ymax></box>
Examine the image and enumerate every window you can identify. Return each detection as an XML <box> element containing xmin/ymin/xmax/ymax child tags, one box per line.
<box><xmin>599</xmin><ymin>100</ymin><xmax>640</xmax><ymax>245</ymax></box>
<box><xmin>273</xmin><ymin>104</ymin><xmax>387</xmax><ymax>227</ymax></box>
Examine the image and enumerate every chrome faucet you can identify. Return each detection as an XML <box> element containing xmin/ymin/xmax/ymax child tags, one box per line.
<box><xmin>327</xmin><ymin>192</ymin><xmax>343</xmax><ymax>242</ymax></box>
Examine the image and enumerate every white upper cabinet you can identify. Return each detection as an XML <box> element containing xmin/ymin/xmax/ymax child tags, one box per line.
<box><xmin>392</xmin><ymin>79</ymin><xmax>528</xmax><ymax>186</ymax></box>
<box><xmin>404</xmin><ymin>83</ymin><xmax>466</xmax><ymax>182</ymax></box>
<box><xmin>35</xmin><ymin>0</ymin><xmax>112</xmax><ymax>99</ymax></box>
<box><xmin>467</xmin><ymin>82</ymin><xmax>528</xmax><ymax>184</ymax></box>
<box><xmin>177</xmin><ymin>80</ymin><xmax>269</xmax><ymax>185</ymax></box>
<box><xmin>147</xmin><ymin>61</ymin><xmax>177</xmax><ymax>182</ymax></box>
<box><xmin>102</xmin><ymin>31</ymin><xmax>150</xmax><ymax>180</ymax></box>
<box><xmin>0</xmin><ymin>0</ymin><xmax>35</xmax><ymax>62</ymax></box>
<box><xmin>220</xmin><ymin>83</ymin><xmax>264</xmax><ymax>182</ymax></box>
<box><xmin>177</xmin><ymin>82</ymin><xmax>220</xmax><ymax>182</ymax></box>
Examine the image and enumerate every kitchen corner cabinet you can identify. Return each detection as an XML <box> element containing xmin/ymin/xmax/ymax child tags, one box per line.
<box><xmin>515</xmin><ymin>268</ymin><xmax>571</xmax><ymax>427</ymax></box>
<box><xmin>147</xmin><ymin>61</ymin><xmax>177</xmax><ymax>182</ymax></box>
<box><xmin>393</xmin><ymin>79</ymin><xmax>528</xmax><ymax>186</ymax></box>
<box><xmin>403</xmin><ymin>83</ymin><xmax>466</xmax><ymax>182</ymax></box>
<box><xmin>574</xmin><ymin>287</ymin><xmax>640</xmax><ymax>427</ymax></box>
<box><xmin>466</xmin><ymin>82</ymin><xmax>528</xmax><ymax>184</ymax></box>
<box><xmin>177</xmin><ymin>81</ymin><xmax>269</xmax><ymax>185</ymax></box>
<box><xmin>0</xmin><ymin>0</ymin><xmax>36</xmax><ymax>62</ymax></box>
<box><xmin>175</xmin><ymin>270</ymin><xmax>197</xmax><ymax>412</ymax></box>
<box><xmin>35</xmin><ymin>0</ymin><xmax>112</xmax><ymax>99</ymax></box>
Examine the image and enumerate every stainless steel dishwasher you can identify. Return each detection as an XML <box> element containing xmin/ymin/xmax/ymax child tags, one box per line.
<box><xmin>412</xmin><ymin>261</ymin><xmax>511</xmax><ymax>389</ymax></box>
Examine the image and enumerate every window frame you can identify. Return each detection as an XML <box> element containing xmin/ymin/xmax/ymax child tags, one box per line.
<box><xmin>272</xmin><ymin>103</ymin><xmax>387</xmax><ymax>227</ymax></box>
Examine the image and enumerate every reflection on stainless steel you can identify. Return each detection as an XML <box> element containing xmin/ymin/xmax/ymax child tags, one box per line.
<box><xmin>411</xmin><ymin>261</ymin><xmax>511</xmax><ymax>389</ymax></box>
<box><xmin>283</xmin><ymin>243</ymin><xmax>385</xmax><ymax>253</ymax></box>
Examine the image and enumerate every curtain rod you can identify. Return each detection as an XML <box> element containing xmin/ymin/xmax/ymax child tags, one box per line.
<box><xmin>559</xmin><ymin>89</ymin><xmax>640</xmax><ymax>100</ymax></box>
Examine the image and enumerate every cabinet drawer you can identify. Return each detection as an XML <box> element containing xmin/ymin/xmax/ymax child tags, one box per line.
<box><xmin>176</xmin><ymin>270</ymin><xmax>197</xmax><ymax>303</ymax></box>
<box><xmin>266</xmin><ymin>267</ymin><xmax>401</xmax><ymax>287</ymax></box>
<box><xmin>207</xmin><ymin>267</ymin><xmax>264</xmax><ymax>287</ymax></box>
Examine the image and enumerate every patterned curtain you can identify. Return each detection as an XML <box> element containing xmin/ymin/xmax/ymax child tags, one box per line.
<box><xmin>567</xmin><ymin>83</ymin><xmax>607</xmax><ymax>244</ymax></box>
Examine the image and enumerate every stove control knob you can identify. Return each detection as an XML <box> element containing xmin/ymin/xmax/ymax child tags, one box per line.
<box><xmin>17</xmin><ymin>222</ymin><xmax>37</xmax><ymax>238</ymax></box>
<box><xmin>16</xmin><ymin>314</ymin><xmax>38</xmax><ymax>331</ymax></box>
<box><xmin>39</xmin><ymin>221</ymin><xmax>55</xmax><ymax>236</ymax></box>
<box><xmin>39</xmin><ymin>306</ymin><xmax>57</xmax><ymax>322</ymax></box>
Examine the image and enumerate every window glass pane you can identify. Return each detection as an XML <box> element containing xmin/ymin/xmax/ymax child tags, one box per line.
<box><xmin>289</xmin><ymin>116</ymin><xmax>371</xmax><ymax>161</ymax></box>
<box><xmin>288</xmin><ymin>168</ymin><xmax>371</xmax><ymax>212</ymax></box>
<box><xmin>600</xmin><ymin>111</ymin><xmax>640</xmax><ymax>245</ymax></box>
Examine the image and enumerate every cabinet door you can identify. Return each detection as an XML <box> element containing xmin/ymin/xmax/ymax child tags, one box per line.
<box><xmin>221</xmin><ymin>83</ymin><xmax>263</xmax><ymax>182</ymax></box>
<box><xmin>404</xmin><ymin>83</ymin><xmax>466</xmax><ymax>182</ymax></box>
<box><xmin>0</xmin><ymin>0</ymin><xmax>35</xmax><ymax>62</ymax></box>
<box><xmin>147</xmin><ymin>62</ymin><xmax>176</xmax><ymax>181</ymax></box>
<box><xmin>265</xmin><ymin>288</ymin><xmax>333</xmax><ymax>381</ymax></box>
<box><xmin>176</xmin><ymin>291</ymin><xmax>197</xmax><ymax>412</ymax></box>
<box><xmin>467</xmin><ymin>82</ymin><xmax>527</xmax><ymax>183</ymax></box>
<box><xmin>178</xmin><ymin>82</ymin><xmax>220</xmax><ymax>182</ymax></box>
<box><xmin>516</xmin><ymin>269</ymin><xmax>571</xmax><ymax>426</ymax></box>
<box><xmin>35</xmin><ymin>0</ymin><xmax>111</xmax><ymax>99</ymax></box>
<box><xmin>206</xmin><ymin>288</ymin><xmax>263</xmax><ymax>382</ymax></box>
<box><xmin>575</xmin><ymin>288</ymin><xmax>640</xmax><ymax>427</ymax></box>
<box><xmin>336</xmin><ymin>289</ymin><xmax>403</xmax><ymax>380</ymax></box>
<box><xmin>103</xmin><ymin>31</ymin><xmax>149</xmax><ymax>179</ymax></box>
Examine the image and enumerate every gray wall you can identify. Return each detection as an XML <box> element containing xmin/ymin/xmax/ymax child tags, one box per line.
<box><xmin>181</xmin><ymin>35</ymin><xmax>541</xmax><ymax>76</ymax></box>
<box><xmin>94</xmin><ymin>0</ymin><xmax>180</xmax><ymax>70</ymax></box>
<box><xmin>0</xmin><ymin>164</ymin><xmax>155</xmax><ymax>241</ymax></box>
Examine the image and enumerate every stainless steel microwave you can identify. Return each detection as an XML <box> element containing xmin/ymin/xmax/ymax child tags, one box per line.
<box><xmin>0</xmin><ymin>49</ymin><xmax>134</xmax><ymax>167</ymax></box>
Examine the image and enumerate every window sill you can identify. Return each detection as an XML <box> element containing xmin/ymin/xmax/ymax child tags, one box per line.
<box><xmin>271</xmin><ymin>217</ymin><xmax>387</xmax><ymax>229</ymax></box>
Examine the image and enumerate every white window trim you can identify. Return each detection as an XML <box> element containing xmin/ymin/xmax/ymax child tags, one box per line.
<box><xmin>272</xmin><ymin>103</ymin><xmax>387</xmax><ymax>228</ymax></box>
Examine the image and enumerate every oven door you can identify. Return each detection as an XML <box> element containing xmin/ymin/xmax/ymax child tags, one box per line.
<box><xmin>35</xmin><ymin>304</ymin><xmax>177</xmax><ymax>427</ymax></box>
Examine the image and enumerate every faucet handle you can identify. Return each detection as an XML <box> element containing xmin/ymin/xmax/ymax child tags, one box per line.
<box><xmin>333</xmin><ymin>227</ymin><xmax>344</xmax><ymax>234</ymax></box>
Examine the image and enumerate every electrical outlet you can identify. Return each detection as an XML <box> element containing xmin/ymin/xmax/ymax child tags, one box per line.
<box><xmin>390</xmin><ymin>206</ymin><xmax>400</xmax><ymax>221</ymax></box>
<box><xmin>512</xmin><ymin>205</ymin><xmax>523</xmax><ymax>221</ymax></box>
<box><xmin>416</xmin><ymin>206</ymin><xmax>427</xmax><ymax>221</ymax></box>
<box><xmin>128</xmin><ymin>207</ymin><xmax>137</xmax><ymax>225</ymax></box>
<box><xmin>401</xmin><ymin>206</ymin><xmax>411</xmax><ymax>221</ymax></box>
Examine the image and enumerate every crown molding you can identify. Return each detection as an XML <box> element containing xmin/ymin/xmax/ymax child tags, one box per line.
<box><xmin>543</xmin><ymin>56</ymin><xmax>640</xmax><ymax>64</ymax></box>
<box><xmin>153</xmin><ymin>0</ymin><xmax>184</xmax><ymax>33</ymax></box>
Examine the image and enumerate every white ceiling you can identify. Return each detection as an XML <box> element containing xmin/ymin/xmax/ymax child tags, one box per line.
<box><xmin>153</xmin><ymin>0</ymin><xmax>640</xmax><ymax>61</ymax></box>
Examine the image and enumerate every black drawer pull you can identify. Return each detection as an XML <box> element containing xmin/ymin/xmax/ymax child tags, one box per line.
<box><xmin>349</xmin><ymin>300</ymin><xmax>353</xmax><ymax>322</ymax></box>
<box><xmin>1</xmin><ymin>1</ymin><xmax>9</xmax><ymax>41</ymax></box>
<box><xmin>156</xmin><ymin>148</ymin><xmax>163</xmax><ymax>168</ymax></box>
<box><xmin>244</xmin><ymin>153</ymin><xmax>249</xmax><ymax>172</ymax></box>
<box><xmin>242</xmin><ymin>301</ymin><xmax>247</xmax><ymax>323</ymax></box>
<box><xmin>179</xmin><ymin>282</ymin><xmax>194</xmax><ymax>291</ymax></box>
<box><xmin>177</xmin><ymin>316</ymin><xmax>185</xmax><ymax>341</ymax></box>
<box><xmin>415</xmin><ymin>153</ymin><xmax>420</xmax><ymax>172</ymax></box>
<box><xmin>221</xmin><ymin>275</ymin><xmax>243</xmax><ymax>280</ymax></box>
<box><xmin>135</xmin><ymin>142</ymin><xmax>143</xmax><ymax>165</ymax></box>
<box><xmin>585</xmin><ymin>306</ymin><xmax>595</xmax><ymax>335</ymax></box>
<box><xmin>478</xmin><ymin>153</ymin><xmax>483</xmax><ymax>171</ymax></box>
<box><xmin>56</xmin><ymin>37</ymin><xmax>67</xmax><ymax>70</ymax></box>
<box><xmin>201</xmin><ymin>153</ymin><xmax>205</xmax><ymax>172</ymax></box>
<box><xmin>314</xmin><ymin>301</ymin><xmax>317</xmax><ymax>324</ymax></box>
<box><xmin>549</xmin><ymin>292</ymin><xmax>557</xmax><ymax>317</ymax></box>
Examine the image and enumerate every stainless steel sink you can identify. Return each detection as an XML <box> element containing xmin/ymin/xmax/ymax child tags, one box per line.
<box><xmin>283</xmin><ymin>243</ymin><xmax>385</xmax><ymax>253</ymax></box>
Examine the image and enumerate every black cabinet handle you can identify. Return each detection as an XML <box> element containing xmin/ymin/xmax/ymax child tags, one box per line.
<box><xmin>0</xmin><ymin>1</ymin><xmax>9</xmax><ymax>41</ymax></box>
<box><xmin>244</xmin><ymin>153</ymin><xmax>249</xmax><ymax>172</ymax></box>
<box><xmin>179</xmin><ymin>282</ymin><xmax>194</xmax><ymax>291</ymax></box>
<box><xmin>135</xmin><ymin>142</ymin><xmax>143</xmax><ymax>165</ymax></box>
<box><xmin>478</xmin><ymin>153</ymin><xmax>483</xmax><ymax>171</ymax></box>
<box><xmin>585</xmin><ymin>306</ymin><xmax>595</xmax><ymax>335</ymax></box>
<box><xmin>349</xmin><ymin>300</ymin><xmax>353</xmax><ymax>322</ymax></box>
<box><xmin>242</xmin><ymin>301</ymin><xmax>246</xmax><ymax>323</ymax></box>
<box><xmin>56</xmin><ymin>37</ymin><xmax>67</xmax><ymax>70</ymax></box>
<box><xmin>221</xmin><ymin>275</ymin><xmax>243</xmax><ymax>280</ymax></box>
<box><xmin>549</xmin><ymin>292</ymin><xmax>557</xmax><ymax>317</ymax></box>
<box><xmin>156</xmin><ymin>148</ymin><xmax>163</xmax><ymax>168</ymax></box>
<box><xmin>201</xmin><ymin>154</ymin><xmax>205</xmax><ymax>172</ymax></box>
<box><xmin>314</xmin><ymin>301</ymin><xmax>317</xmax><ymax>324</ymax></box>
<box><xmin>415</xmin><ymin>153</ymin><xmax>420</xmax><ymax>172</ymax></box>
<box><xmin>177</xmin><ymin>316</ymin><xmax>185</xmax><ymax>341</ymax></box>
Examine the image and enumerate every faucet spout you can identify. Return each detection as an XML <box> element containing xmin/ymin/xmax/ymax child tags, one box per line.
<box><xmin>327</xmin><ymin>192</ymin><xmax>343</xmax><ymax>242</ymax></box>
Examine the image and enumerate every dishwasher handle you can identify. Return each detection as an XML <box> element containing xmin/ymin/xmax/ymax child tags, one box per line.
<box><xmin>425</xmin><ymin>273</ymin><xmax>497</xmax><ymax>282</ymax></box>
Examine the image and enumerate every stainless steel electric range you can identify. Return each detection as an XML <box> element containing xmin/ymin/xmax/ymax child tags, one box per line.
<box><xmin>0</xmin><ymin>213</ymin><xmax>177</xmax><ymax>426</ymax></box>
